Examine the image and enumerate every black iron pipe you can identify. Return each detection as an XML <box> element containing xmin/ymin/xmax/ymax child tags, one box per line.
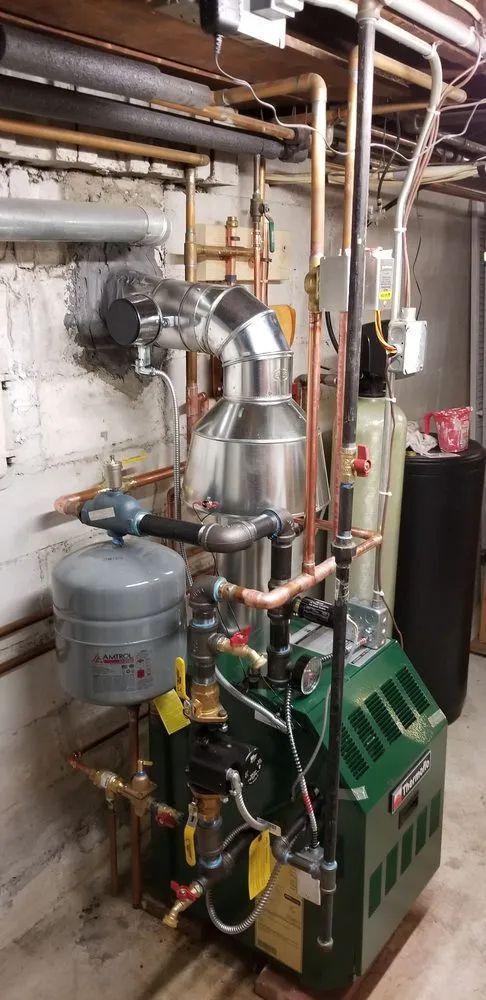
<box><xmin>0</xmin><ymin>77</ymin><xmax>284</xmax><ymax>160</ymax></box>
<box><xmin>138</xmin><ymin>510</ymin><xmax>281</xmax><ymax>553</ymax></box>
<box><xmin>0</xmin><ymin>25</ymin><xmax>212</xmax><ymax>108</ymax></box>
<box><xmin>322</xmin><ymin>2</ymin><xmax>379</xmax><ymax>954</ymax></box>
<box><xmin>267</xmin><ymin>526</ymin><xmax>295</xmax><ymax>688</ymax></box>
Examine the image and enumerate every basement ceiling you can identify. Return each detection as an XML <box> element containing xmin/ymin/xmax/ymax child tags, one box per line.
<box><xmin>0</xmin><ymin>0</ymin><xmax>482</xmax><ymax>105</ymax></box>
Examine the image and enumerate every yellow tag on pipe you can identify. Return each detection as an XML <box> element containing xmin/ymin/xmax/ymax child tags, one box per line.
<box><xmin>184</xmin><ymin>803</ymin><xmax>198</xmax><ymax>867</ymax></box>
<box><xmin>153</xmin><ymin>689</ymin><xmax>190</xmax><ymax>735</ymax></box>
<box><xmin>248</xmin><ymin>830</ymin><xmax>271</xmax><ymax>900</ymax></box>
<box><xmin>175</xmin><ymin>657</ymin><xmax>188</xmax><ymax>701</ymax></box>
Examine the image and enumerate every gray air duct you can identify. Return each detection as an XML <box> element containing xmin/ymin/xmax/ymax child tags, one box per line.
<box><xmin>0</xmin><ymin>199</ymin><xmax>170</xmax><ymax>246</ymax></box>
<box><xmin>0</xmin><ymin>25</ymin><xmax>213</xmax><ymax>108</ymax></box>
<box><xmin>105</xmin><ymin>276</ymin><xmax>329</xmax><ymax>622</ymax></box>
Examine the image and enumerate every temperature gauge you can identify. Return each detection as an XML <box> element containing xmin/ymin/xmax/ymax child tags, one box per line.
<box><xmin>291</xmin><ymin>654</ymin><xmax>323</xmax><ymax>696</ymax></box>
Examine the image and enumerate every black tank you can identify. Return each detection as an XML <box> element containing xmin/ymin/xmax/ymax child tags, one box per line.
<box><xmin>395</xmin><ymin>441</ymin><xmax>485</xmax><ymax>723</ymax></box>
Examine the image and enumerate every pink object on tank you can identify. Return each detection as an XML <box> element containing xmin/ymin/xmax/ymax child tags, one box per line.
<box><xmin>423</xmin><ymin>406</ymin><xmax>472</xmax><ymax>454</ymax></box>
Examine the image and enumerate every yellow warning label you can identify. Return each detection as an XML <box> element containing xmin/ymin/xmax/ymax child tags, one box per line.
<box><xmin>153</xmin><ymin>689</ymin><xmax>190</xmax><ymax>735</ymax></box>
<box><xmin>255</xmin><ymin>863</ymin><xmax>303</xmax><ymax>973</ymax></box>
<box><xmin>175</xmin><ymin>657</ymin><xmax>188</xmax><ymax>701</ymax></box>
<box><xmin>248</xmin><ymin>830</ymin><xmax>271</xmax><ymax>900</ymax></box>
<box><xmin>379</xmin><ymin>290</ymin><xmax>392</xmax><ymax>301</ymax></box>
<box><xmin>184</xmin><ymin>822</ymin><xmax>197</xmax><ymax>867</ymax></box>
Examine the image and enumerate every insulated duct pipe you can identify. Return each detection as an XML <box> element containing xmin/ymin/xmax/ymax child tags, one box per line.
<box><xmin>0</xmin><ymin>199</ymin><xmax>171</xmax><ymax>246</ymax></box>
<box><xmin>105</xmin><ymin>277</ymin><xmax>292</xmax><ymax>398</ymax></box>
<box><xmin>0</xmin><ymin>25</ymin><xmax>213</xmax><ymax>108</ymax></box>
<box><xmin>0</xmin><ymin>77</ymin><xmax>285</xmax><ymax>160</ymax></box>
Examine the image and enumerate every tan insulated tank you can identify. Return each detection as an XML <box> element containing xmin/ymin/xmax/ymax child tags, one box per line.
<box><xmin>328</xmin><ymin>396</ymin><xmax>407</xmax><ymax>615</ymax></box>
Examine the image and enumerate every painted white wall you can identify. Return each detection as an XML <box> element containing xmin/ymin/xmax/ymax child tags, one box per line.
<box><xmin>0</xmin><ymin>153</ymin><xmax>471</xmax><ymax>948</ymax></box>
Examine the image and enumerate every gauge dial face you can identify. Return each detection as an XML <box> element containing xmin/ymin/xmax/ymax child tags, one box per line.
<box><xmin>300</xmin><ymin>655</ymin><xmax>323</xmax><ymax>695</ymax></box>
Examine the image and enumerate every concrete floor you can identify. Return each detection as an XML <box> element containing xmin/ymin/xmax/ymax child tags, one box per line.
<box><xmin>1</xmin><ymin>657</ymin><xmax>485</xmax><ymax>1000</ymax></box>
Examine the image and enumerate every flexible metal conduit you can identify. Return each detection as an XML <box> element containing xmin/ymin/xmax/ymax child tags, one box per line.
<box><xmin>0</xmin><ymin>25</ymin><xmax>213</xmax><ymax>108</ymax></box>
<box><xmin>0</xmin><ymin>199</ymin><xmax>171</xmax><ymax>246</ymax></box>
<box><xmin>0</xmin><ymin>77</ymin><xmax>284</xmax><ymax>160</ymax></box>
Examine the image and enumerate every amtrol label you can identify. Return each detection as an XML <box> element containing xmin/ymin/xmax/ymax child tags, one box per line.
<box><xmin>390</xmin><ymin>751</ymin><xmax>431</xmax><ymax>814</ymax></box>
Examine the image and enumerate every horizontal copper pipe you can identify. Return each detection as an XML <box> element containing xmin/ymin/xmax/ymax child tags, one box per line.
<box><xmin>71</xmin><ymin>710</ymin><xmax>149</xmax><ymax>758</ymax></box>
<box><xmin>0</xmin><ymin>116</ymin><xmax>209</xmax><ymax>167</ymax></box>
<box><xmin>0</xmin><ymin>640</ymin><xmax>55</xmax><ymax>677</ymax></box>
<box><xmin>55</xmin><ymin>463</ymin><xmax>180</xmax><ymax>517</ymax></box>
<box><xmin>152</xmin><ymin>98</ymin><xmax>294</xmax><ymax>141</ymax></box>
<box><xmin>220</xmin><ymin>531</ymin><xmax>382</xmax><ymax>610</ymax></box>
<box><xmin>196</xmin><ymin>243</ymin><xmax>253</xmax><ymax>262</ymax></box>
<box><xmin>0</xmin><ymin>607</ymin><xmax>52</xmax><ymax>638</ymax></box>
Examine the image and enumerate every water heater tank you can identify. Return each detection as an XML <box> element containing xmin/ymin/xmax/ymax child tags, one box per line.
<box><xmin>52</xmin><ymin>537</ymin><xmax>186</xmax><ymax>706</ymax></box>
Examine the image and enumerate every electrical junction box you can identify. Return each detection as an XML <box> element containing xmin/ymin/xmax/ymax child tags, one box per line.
<box><xmin>388</xmin><ymin>309</ymin><xmax>427</xmax><ymax>377</ymax></box>
<box><xmin>319</xmin><ymin>250</ymin><xmax>394</xmax><ymax>315</ymax></box>
<box><xmin>148</xmin><ymin>0</ymin><xmax>302</xmax><ymax>46</ymax></box>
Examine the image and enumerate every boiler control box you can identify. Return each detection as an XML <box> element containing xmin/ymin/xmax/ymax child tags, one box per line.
<box><xmin>319</xmin><ymin>250</ymin><xmax>394</xmax><ymax>315</ymax></box>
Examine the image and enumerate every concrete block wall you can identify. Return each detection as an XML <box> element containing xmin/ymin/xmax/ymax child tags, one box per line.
<box><xmin>0</xmin><ymin>152</ymin><xmax>471</xmax><ymax>949</ymax></box>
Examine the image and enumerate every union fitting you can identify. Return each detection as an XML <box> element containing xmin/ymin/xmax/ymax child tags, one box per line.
<box><xmin>304</xmin><ymin>266</ymin><xmax>320</xmax><ymax>314</ymax></box>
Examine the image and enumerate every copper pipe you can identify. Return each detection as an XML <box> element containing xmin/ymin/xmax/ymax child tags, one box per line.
<box><xmin>128</xmin><ymin>705</ymin><xmax>142</xmax><ymax>909</ymax></box>
<box><xmin>184</xmin><ymin>167</ymin><xmax>199</xmax><ymax>445</ymax></box>
<box><xmin>0</xmin><ymin>116</ymin><xmax>209</xmax><ymax>167</ymax></box>
<box><xmin>195</xmin><ymin>243</ymin><xmax>253</xmax><ymax>262</ymax></box>
<box><xmin>55</xmin><ymin>462</ymin><xmax>178</xmax><ymax>517</ymax></box>
<box><xmin>0</xmin><ymin>640</ymin><xmax>55</xmax><ymax>677</ymax></box>
<box><xmin>220</xmin><ymin>531</ymin><xmax>382</xmax><ymax>610</ymax></box>
<box><xmin>152</xmin><ymin>98</ymin><xmax>294</xmax><ymax>141</ymax></box>
<box><xmin>0</xmin><ymin>607</ymin><xmax>52</xmax><ymax>638</ymax></box>
<box><xmin>107</xmin><ymin>804</ymin><xmax>119</xmax><ymax>896</ymax></box>
<box><xmin>252</xmin><ymin>155</ymin><xmax>263</xmax><ymax>300</ymax></box>
<box><xmin>260</xmin><ymin>159</ymin><xmax>270</xmax><ymax>306</ymax></box>
<box><xmin>70</xmin><ymin>711</ymin><xmax>149</xmax><ymax>758</ymax></box>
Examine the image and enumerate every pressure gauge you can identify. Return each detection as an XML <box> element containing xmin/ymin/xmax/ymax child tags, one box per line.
<box><xmin>291</xmin><ymin>654</ymin><xmax>323</xmax><ymax>696</ymax></box>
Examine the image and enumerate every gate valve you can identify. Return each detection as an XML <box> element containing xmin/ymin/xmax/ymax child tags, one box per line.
<box><xmin>170</xmin><ymin>881</ymin><xmax>200</xmax><ymax>903</ymax></box>
<box><xmin>230</xmin><ymin>626</ymin><xmax>252</xmax><ymax>648</ymax></box>
<box><xmin>353</xmin><ymin>445</ymin><xmax>371</xmax><ymax>477</ymax></box>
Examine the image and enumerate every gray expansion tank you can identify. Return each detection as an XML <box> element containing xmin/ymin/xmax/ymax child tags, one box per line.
<box><xmin>52</xmin><ymin>537</ymin><xmax>186</xmax><ymax>706</ymax></box>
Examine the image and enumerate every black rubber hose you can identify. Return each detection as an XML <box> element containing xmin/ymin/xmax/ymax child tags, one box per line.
<box><xmin>325</xmin><ymin>312</ymin><xmax>339</xmax><ymax>353</ymax></box>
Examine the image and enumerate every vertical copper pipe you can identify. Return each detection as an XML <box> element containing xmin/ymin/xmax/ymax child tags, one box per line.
<box><xmin>252</xmin><ymin>155</ymin><xmax>263</xmax><ymax>300</ymax></box>
<box><xmin>259</xmin><ymin>159</ymin><xmax>269</xmax><ymax>306</ymax></box>
<box><xmin>107</xmin><ymin>804</ymin><xmax>119</xmax><ymax>896</ymax></box>
<box><xmin>128</xmin><ymin>705</ymin><xmax>142</xmax><ymax>909</ymax></box>
<box><xmin>333</xmin><ymin>47</ymin><xmax>358</xmax><ymax>538</ymax></box>
<box><xmin>303</xmin><ymin>75</ymin><xmax>327</xmax><ymax>575</ymax></box>
<box><xmin>184</xmin><ymin>167</ymin><xmax>199</xmax><ymax>444</ymax></box>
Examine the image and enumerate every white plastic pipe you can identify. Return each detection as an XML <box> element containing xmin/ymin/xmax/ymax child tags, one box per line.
<box><xmin>0</xmin><ymin>199</ymin><xmax>171</xmax><ymax>245</ymax></box>
<box><xmin>305</xmin><ymin>0</ymin><xmax>483</xmax><ymax>56</ymax></box>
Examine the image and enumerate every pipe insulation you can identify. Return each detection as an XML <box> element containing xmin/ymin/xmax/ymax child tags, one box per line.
<box><xmin>0</xmin><ymin>199</ymin><xmax>171</xmax><ymax>245</ymax></box>
<box><xmin>0</xmin><ymin>76</ymin><xmax>284</xmax><ymax>160</ymax></box>
<box><xmin>0</xmin><ymin>25</ymin><xmax>213</xmax><ymax>108</ymax></box>
<box><xmin>382</xmin><ymin>0</ymin><xmax>484</xmax><ymax>53</ymax></box>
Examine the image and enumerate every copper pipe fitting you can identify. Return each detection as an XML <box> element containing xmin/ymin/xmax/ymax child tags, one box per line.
<box><xmin>189</xmin><ymin>681</ymin><xmax>228</xmax><ymax>724</ymax></box>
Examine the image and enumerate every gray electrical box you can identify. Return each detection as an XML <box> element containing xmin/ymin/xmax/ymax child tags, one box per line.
<box><xmin>388</xmin><ymin>308</ymin><xmax>427</xmax><ymax>377</ymax></box>
<box><xmin>319</xmin><ymin>250</ymin><xmax>394</xmax><ymax>314</ymax></box>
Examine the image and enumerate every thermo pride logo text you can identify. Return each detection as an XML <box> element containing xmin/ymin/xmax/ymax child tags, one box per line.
<box><xmin>390</xmin><ymin>751</ymin><xmax>431</xmax><ymax>814</ymax></box>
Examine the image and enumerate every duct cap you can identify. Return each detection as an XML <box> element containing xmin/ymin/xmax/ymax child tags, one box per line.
<box><xmin>107</xmin><ymin>292</ymin><xmax>160</xmax><ymax>346</ymax></box>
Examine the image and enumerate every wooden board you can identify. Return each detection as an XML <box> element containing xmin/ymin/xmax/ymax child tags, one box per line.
<box><xmin>0</xmin><ymin>1</ymin><xmax>419</xmax><ymax>103</ymax></box>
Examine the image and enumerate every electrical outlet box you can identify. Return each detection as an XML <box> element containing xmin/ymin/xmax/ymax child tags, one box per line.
<box><xmin>388</xmin><ymin>311</ymin><xmax>427</xmax><ymax>377</ymax></box>
<box><xmin>319</xmin><ymin>250</ymin><xmax>394</xmax><ymax>314</ymax></box>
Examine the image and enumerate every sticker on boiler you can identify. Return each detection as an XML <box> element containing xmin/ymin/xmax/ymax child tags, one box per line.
<box><xmin>390</xmin><ymin>751</ymin><xmax>431</xmax><ymax>815</ymax></box>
